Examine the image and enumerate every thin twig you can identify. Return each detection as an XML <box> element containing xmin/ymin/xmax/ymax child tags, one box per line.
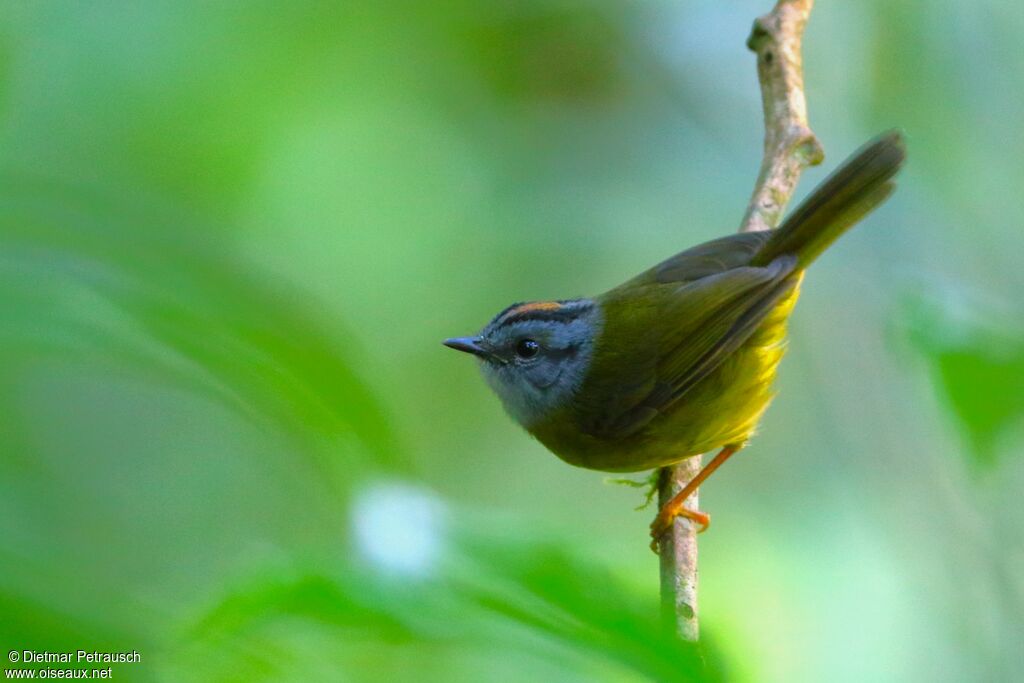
<box><xmin>657</xmin><ymin>0</ymin><xmax>822</xmax><ymax>641</ymax></box>
<box><xmin>741</xmin><ymin>0</ymin><xmax>824</xmax><ymax>235</ymax></box>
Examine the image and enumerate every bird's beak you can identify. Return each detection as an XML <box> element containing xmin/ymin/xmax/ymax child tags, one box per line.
<box><xmin>443</xmin><ymin>336</ymin><xmax>488</xmax><ymax>359</ymax></box>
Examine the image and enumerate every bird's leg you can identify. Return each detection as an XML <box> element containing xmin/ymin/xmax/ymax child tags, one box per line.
<box><xmin>649</xmin><ymin>443</ymin><xmax>743</xmax><ymax>551</ymax></box>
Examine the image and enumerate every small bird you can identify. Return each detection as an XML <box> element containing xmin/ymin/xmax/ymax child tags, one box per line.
<box><xmin>444</xmin><ymin>132</ymin><xmax>905</xmax><ymax>548</ymax></box>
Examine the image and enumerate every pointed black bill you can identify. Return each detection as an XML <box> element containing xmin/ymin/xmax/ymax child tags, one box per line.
<box><xmin>443</xmin><ymin>336</ymin><xmax>488</xmax><ymax>358</ymax></box>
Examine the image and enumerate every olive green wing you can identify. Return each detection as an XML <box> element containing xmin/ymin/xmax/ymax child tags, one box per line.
<box><xmin>586</xmin><ymin>252</ymin><xmax>797</xmax><ymax>439</ymax></box>
<box><xmin>634</xmin><ymin>232</ymin><xmax>773</xmax><ymax>285</ymax></box>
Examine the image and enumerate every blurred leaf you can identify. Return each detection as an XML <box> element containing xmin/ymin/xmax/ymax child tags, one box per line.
<box><xmin>458</xmin><ymin>2</ymin><xmax>629</xmax><ymax>105</ymax></box>
<box><xmin>459</xmin><ymin>532</ymin><xmax>719</xmax><ymax>682</ymax></box>
<box><xmin>177</xmin><ymin>528</ymin><xmax>717</xmax><ymax>683</ymax></box>
<box><xmin>931</xmin><ymin>349</ymin><xmax>1024</xmax><ymax>468</ymax></box>
<box><xmin>0</xmin><ymin>175</ymin><xmax>403</xmax><ymax>485</ymax></box>
<box><xmin>903</xmin><ymin>293</ymin><xmax>1024</xmax><ymax>469</ymax></box>
<box><xmin>0</xmin><ymin>175</ymin><xmax>412</xmax><ymax>677</ymax></box>
<box><xmin>0</xmin><ymin>550</ymin><xmax>159</xmax><ymax>681</ymax></box>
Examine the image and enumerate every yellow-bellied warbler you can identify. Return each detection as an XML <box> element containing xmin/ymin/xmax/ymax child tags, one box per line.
<box><xmin>444</xmin><ymin>132</ymin><xmax>906</xmax><ymax>547</ymax></box>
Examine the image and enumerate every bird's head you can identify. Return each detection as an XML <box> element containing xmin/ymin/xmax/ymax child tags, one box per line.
<box><xmin>444</xmin><ymin>299</ymin><xmax>602</xmax><ymax>427</ymax></box>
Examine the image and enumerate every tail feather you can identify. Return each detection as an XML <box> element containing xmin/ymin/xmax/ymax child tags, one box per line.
<box><xmin>750</xmin><ymin>131</ymin><xmax>906</xmax><ymax>269</ymax></box>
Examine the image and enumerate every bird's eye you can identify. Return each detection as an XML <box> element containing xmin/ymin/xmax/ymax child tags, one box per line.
<box><xmin>515</xmin><ymin>339</ymin><xmax>540</xmax><ymax>359</ymax></box>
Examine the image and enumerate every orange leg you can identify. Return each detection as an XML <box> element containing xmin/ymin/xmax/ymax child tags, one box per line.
<box><xmin>649</xmin><ymin>443</ymin><xmax>742</xmax><ymax>551</ymax></box>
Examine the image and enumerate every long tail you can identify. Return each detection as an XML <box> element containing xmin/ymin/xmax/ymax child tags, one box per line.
<box><xmin>750</xmin><ymin>131</ymin><xmax>906</xmax><ymax>269</ymax></box>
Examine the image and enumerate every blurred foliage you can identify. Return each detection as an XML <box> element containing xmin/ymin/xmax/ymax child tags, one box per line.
<box><xmin>172</xmin><ymin>530</ymin><xmax>714</xmax><ymax>682</ymax></box>
<box><xmin>903</xmin><ymin>294</ymin><xmax>1024</xmax><ymax>470</ymax></box>
<box><xmin>0</xmin><ymin>1</ymin><xmax>1021</xmax><ymax>682</ymax></box>
<box><xmin>461</xmin><ymin>3</ymin><xmax>630</xmax><ymax>104</ymax></box>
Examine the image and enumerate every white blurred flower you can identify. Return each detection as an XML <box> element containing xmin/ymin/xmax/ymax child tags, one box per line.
<box><xmin>350</xmin><ymin>481</ymin><xmax>446</xmax><ymax>578</ymax></box>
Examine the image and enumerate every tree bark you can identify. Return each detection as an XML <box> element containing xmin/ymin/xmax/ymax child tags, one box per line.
<box><xmin>656</xmin><ymin>0</ymin><xmax>822</xmax><ymax>641</ymax></box>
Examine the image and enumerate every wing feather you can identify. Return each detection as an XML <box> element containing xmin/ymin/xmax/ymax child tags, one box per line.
<box><xmin>588</xmin><ymin>249</ymin><xmax>797</xmax><ymax>439</ymax></box>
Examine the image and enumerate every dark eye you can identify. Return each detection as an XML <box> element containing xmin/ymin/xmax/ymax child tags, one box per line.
<box><xmin>515</xmin><ymin>339</ymin><xmax>540</xmax><ymax>359</ymax></box>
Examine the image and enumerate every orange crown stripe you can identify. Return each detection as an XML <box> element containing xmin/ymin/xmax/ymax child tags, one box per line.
<box><xmin>507</xmin><ymin>301</ymin><xmax>562</xmax><ymax>317</ymax></box>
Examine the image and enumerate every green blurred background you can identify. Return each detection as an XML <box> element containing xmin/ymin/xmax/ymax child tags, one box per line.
<box><xmin>0</xmin><ymin>1</ymin><xmax>1021</xmax><ymax>681</ymax></box>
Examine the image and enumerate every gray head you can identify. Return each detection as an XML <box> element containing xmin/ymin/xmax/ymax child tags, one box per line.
<box><xmin>444</xmin><ymin>299</ymin><xmax>602</xmax><ymax>428</ymax></box>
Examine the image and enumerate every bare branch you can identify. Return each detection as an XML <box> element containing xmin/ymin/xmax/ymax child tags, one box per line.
<box><xmin>741</xmin><ymin>0</ymin><xmax>824</xmax><ymax>234</ymax></box>
<box><xmin>657</xmin><ymin>0</ymin><xmax>822</xmax><ymax>641</ymax></box>
<box><xmin>657</xmin><ymin>461</ymin><xmax>701</xmax><ymax>640</ymax></box>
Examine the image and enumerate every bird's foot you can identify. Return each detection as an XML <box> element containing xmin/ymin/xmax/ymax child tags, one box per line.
<box><xmin>649</xmin><ymin>505</ymin><xmax>710</xmax><ymax>553</ymax></box>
